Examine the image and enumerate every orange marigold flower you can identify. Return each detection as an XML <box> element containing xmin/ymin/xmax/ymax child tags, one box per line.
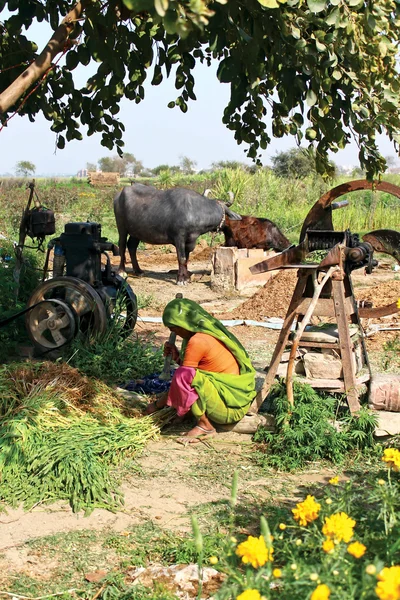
<box><xmin>311</xmin><ymin>583</ymin><xmax>331</xmax><ymax>600</ymax></box>
<box><xmin>292</xmin><ymin>495</ymin><xmax>321</xmax><ymax>526</ymax></box>
<box><xmin>236</xmin><ymin>535</ymin><xmax>273</xmax><ymax>568</ymax></box>
<box><xmin>382</xmin><ymin>448</ymin><xmax>400</xmax><ymax>472</ymax></box>
<box><xmin>322</xmin><ymin>538</ymin><xmax>335</xmax><ymax>554</ymax></box>
<box><xmin>375</xmin><ymin>565</ymin><xmax>400</xmax><ymax>600</ymax></box>
<box><xmin>347</xmin><ymin>541</ymin><xmax>366</xmax><ymax>558</ymax></box>
<box><xmin>322</xmin><ymin>512</ymin><xmax>355</xmax><ymax>544</ymax></box>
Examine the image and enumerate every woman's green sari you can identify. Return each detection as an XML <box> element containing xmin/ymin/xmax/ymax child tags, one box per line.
<box><xmin>162</xmin><ymin>298</ymin><xmax>256</xmax><ymax>423</ymax></box>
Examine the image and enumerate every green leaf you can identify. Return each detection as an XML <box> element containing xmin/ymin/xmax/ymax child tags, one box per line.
<box><xmin>305</xmin><ymin>127</ymin><xmax>317</xmax><ymax>140</ymax></box>
<box><xmin>307</xmin><ymin>0</ymin><xmax>326</xmax><ymax>13</ymax></box>
<box><xmin>306</xmin><ymin>89</ymin><xmax>317</xmax><ymax>106</ymax></box>
<box><xmin>326</xmin><ymin>8</ymin><xmax>339</xmax><ymax>26</ymax></box>
<box><xmin>332</xmin><ymin>69</ymin><xmax>342</xmax><ymax>80</ymax></box>
<box><xmin>57</xmin><ymin>135</ymin><xmax>65</xmax><ymax>149</ymax></box>
<box><xmin>257</xmin><ymin>0</ymin><xmax>279</xmax><ymax>7</ymax></box>
<box><xmin>154</xmin><ymin>0</ymin><xmax>168</xmax><ymax>17</ymax></box>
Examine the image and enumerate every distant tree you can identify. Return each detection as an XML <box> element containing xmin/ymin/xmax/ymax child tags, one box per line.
<box><xmin>86</xmin><ymin>162</ymin><xmax>97</xmax><ymax>172</ymax></box>
<box><xmin>271</xmin><ymin>148</ymin><xmax>336</xmax><ymax>179</ymax></box>
<box><xmin>98</xmin><ymin>153</ymin><xmax>143</xmax><ymax>176</ymax></box>
<box><xmin>211</xmin><ymin>160</ymin><xmax>248</xmax><ymax>171</ymax></box>
<box><xmin>179</xmin><ymin>156</ymin><xmax>197</xmax><ymax>174</ymax></box>
<box><xmin>351</xmin><ymin>166</ymin><xmax>365</xmax><ymax>178</ymax></box>
<box><xmin>152</xmin><ymin>164</ymin><xmax>180</xmax><ymax>175</ymax></box>
<box><xmin>384</xmin><ymin>155</ymin><xmax>398</xmax><ymax>173</ymax></box>
<box><xmin>15</xmin><ymin>161</ymin><xmax>35</xmax><ymax>177</ymax></box>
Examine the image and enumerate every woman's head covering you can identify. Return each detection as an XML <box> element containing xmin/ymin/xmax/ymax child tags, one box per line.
<box><xmin>162</xmin><ymin>297</ymin><xmax>254</xmax><ymax>376</ymax></box>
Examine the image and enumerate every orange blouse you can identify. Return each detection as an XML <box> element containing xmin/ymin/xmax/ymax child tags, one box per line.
<box><xmin>182</xmin><ymin>333</ymin><xmax>240</xmax><ymax>375</ymax></box>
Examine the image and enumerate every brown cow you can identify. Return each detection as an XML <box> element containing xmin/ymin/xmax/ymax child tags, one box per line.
<box><xmin>222</xmin><ymin>216</ymin><xmax>291</xmax><ymax>251</ymax></box>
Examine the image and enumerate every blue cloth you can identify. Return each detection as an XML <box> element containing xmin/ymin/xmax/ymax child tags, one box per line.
<box><xmin>123</xmin><ymin>371</ymin><xmax>174</xmax><ymax>394</ymax></box>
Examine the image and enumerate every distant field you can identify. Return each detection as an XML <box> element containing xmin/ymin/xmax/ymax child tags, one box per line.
<box><xmin>1</xmin><ymin>170</ymin><xmax>399</xmax><ymax>246</ymax></box>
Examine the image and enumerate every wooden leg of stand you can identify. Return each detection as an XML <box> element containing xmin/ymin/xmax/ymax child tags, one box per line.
<box><xmin>248</xmin><ymin>272</ymin><xmax>309</xmax><ymax>414</ymax></box>
<box><xmin>332</xmin><ymin>279</ymin><xmax>361</xmax><ymax>414</ymax></box>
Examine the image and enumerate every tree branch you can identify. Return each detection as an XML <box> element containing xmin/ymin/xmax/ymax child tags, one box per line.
<box><xmin>0</xmin><ymin>1</ymin><xmax>90</xmax><ymax>115</ymax></box>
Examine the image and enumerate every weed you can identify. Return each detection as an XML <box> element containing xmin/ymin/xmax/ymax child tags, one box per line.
<box><xmin>253</xmin><ymin>380</ymin><xmax>379</xmax><ymax>472</ymax></box>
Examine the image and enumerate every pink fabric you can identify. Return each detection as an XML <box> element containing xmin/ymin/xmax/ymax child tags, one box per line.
<box><xmin>166</xmin><ymin>366</ymin><xmax>198</xmax><ymax>417</ymax></box>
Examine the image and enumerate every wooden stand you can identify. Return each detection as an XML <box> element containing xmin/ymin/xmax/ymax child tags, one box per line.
<box><xmin>249</xmin><ymin>265</ymin><xmax>371</xmax><ymax>415</ymax></box>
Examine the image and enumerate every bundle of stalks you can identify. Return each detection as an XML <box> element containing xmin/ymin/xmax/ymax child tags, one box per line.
<box><xmin>0</xmin><ymin>362</ymin><xmax>175</xmax><ymax>513</ymax></box>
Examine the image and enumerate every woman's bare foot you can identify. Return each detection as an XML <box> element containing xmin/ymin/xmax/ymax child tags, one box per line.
<box><xmin>177</xmin><ymin>414</ymin><xmax>216</xmax><ymax>443</ymax></box>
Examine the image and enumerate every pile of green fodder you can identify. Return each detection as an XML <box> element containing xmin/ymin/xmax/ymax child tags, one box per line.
<box><xmin>0</xmin><ymin>361</ymin><xmax>171</xmax><ymax>514</ymax></box>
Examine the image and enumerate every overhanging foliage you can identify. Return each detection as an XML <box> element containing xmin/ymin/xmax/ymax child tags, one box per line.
<box><xmin>1</xmin><ymin>0</ymin><xmax>400</xmax><ymax>177</ymax></box>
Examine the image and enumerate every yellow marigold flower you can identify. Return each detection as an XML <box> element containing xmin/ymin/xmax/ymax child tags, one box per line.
<box><xmin>322</xmin><ymin>512</ymin><xmax>356</xmax><ymax>543</ymax></box>
<box><xmin>295</xmin><ymin>538</ymin><xmax>302</xmax><ymax>546</ymax></box>
<box><xmin>382</xmin><ymin>448</ymin><xmax>400</xmax><ymax>472</ymax></box>
<box><xmin>292</xmin><ymin>495</ymin><xmax>321</xmax><ymax>526</ymax></box>
<box><xmin>310</xmin><ymin>573</ymin><xmax>319</xmax><ymax>581</ymax></box>
<box><xmin>209</xmin><ymin>556</ymin><xmax>218</xmax><ymax>565</ymax></box>
<box><xmin>347</xmin><ymin>541</ymin><xmax>366</xmax><ymax>558</ymax></box>
<box><xmin>375</xmin><ymin>565</ymin><xmax>400</xmax><ymax>600</ymax></box>
<box><xmin>236</xmin><ymin>590</ymin><xmax>262</xmax><ymax>600</ymax></box>
<box><xmin>366</xmin><ymin>565</ymin><xmax>377</xmax><ymax>575</ymax></box>
<box><xmin>236</xmin><ymin>535</ymin><xmax>273</xmax><ymax>568</ymax></box>
<box><xmin>333</xmin><ymin>570</ymin><xmax>339</xmax><ymax>576</ymax></box>
<box><xmin>311</xmin><ymin>583</ymin><xmax>331</xmax><ymax>600</ymax></box>
<box><xmin>329</xmin><ymin>476</ymin><xmax>339</xmax><ymax>485</ymax></box>
<box><xmin>273</xmin><ymin>568</ymin><xmax>282</xmax><ymax>578</ymax></box>
<box><xmin>291</xmin><ymin>563</ymin><xmax>297</xmax><ymax>570</ymax></box>
<box><xmin>378</xmin><ymin>479</ymin><xmax>386</xmax><ymax>486</ymax></box>
<box><xmin>325</xmin><ymin>498</ymin><xmax>332</xmax><ymax>505</ymax></box>
<box><xmin>322</xmin><ymin>538</ymin><xmax>335</xmax><ymax>554</ymax></box>
<box><xmin>279</xmin><ymin>523</ymin><xmax>287</xmax><ymax>530</ymax></box>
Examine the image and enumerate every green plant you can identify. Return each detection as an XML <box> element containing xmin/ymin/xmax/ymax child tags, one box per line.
<box><xmin>0</xmin><ymin>243</ymin><xmax>44</xmax><ymax>361</ymax></box>
<box><xmin>253</xmin><ymin>380</ymin><xmax>378</xmax><ymax>472</ymax></box>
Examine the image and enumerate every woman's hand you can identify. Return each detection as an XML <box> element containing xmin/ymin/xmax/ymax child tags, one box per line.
<box><xmin>164</xmin><ymin>341</ymin><xmax>180</xmax><ymax>362</ymax></box>
<box><xmin>143</xmin><ymin>401</ymin><xmax>158</xmax><ymax>415</ymax></box>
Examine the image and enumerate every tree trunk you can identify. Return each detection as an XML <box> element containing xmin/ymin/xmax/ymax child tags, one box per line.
<box><xmin>0</xmin><ymin>1</ymin><xmax>89</xmax><ymax>115</ymax></box>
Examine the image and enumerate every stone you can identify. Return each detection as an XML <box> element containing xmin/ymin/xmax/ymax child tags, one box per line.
<box><xmin>369</xmin><ymin>374</ymin><xmax>400</xmax><ymax>412</ymax></box>
<box><xmin>374</xmin><ymin>411</ymin><xmax>400</xmax><ymax>437</ymax></box>
<box><xmin>217</xmin><ymin>413</ymin><xmax>275</xmax><ymax>434</ymax></box>
<box><xmin>303</xmin><ymin>352</ymin><xmax>343</xmax><ymax>380</ymax></box>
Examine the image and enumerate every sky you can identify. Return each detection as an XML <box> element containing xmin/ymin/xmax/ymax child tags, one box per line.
<box><xmin>0</xmin><ymin>10</ymin><xmax>399</xmax><ymax>176</ymax></box>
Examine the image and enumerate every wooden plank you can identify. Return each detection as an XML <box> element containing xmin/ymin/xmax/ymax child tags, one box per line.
<box><xmin>294</xmin><ymin>373</ymin><xmax>370</xmax><ymax>390</ymax></box>
<box><xmin>296</xmin><ymin>296</ymin><xmax>355</xmax><ymax>317</ymax></box>
<box><xmin>332</xmin><ymin>279</ymin><xmax>361</xmax><ymax>413</ymax></box>
<box><xmin>248</xmin><ymin>271</ymin><xmax>309</xmax><ymax>414</ymax></box>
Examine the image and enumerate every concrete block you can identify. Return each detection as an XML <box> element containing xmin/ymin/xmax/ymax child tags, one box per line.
<box><xmin>210</xmin><ymin>247</ymin><xmax>237</xmax><ymax>292</ymax></box>
<box><xmin>235</xmin><ymin>250</ymin><xmax>278</xmax><ymax>291</ymax></box>
<box><xmin>369</xmin><ymin>374</ymin><xmax>400</xmax><ymax>412</ymax></box>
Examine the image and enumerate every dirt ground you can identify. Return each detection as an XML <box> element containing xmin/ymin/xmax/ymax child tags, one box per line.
<box><xmin>1</xmin><ymin>244</ymin><xmax>399</xmax><ymax>585</ymax></box>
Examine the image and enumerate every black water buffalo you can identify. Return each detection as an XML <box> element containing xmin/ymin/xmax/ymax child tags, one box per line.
<box><xmin>114</xmin><ymin>183</ymin><xmax>240</xmax><ymax>284</ymax></box>
<box><xmin>222</xmin><ymin>216</ymin><xmax>291</xmax><ymax>251</ymax></box>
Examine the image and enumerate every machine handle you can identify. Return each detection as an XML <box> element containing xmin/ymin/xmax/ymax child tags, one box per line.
<box><xmin>159</xmin><ymin>293</ymin><xmax>183</xmax><ymax>381</ymax></box>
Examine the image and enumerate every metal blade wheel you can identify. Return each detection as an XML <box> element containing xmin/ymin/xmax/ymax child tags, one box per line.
<box><xmin>110</xmin><ymin>275</ymin><xmax>138</xmax><ymax>333</ymax></box>
<box><xmin>26</xmin><ymin>276</ymin><xmax>107</xmax><ymax>352</ymax></box>
<box><xmin>27</xmin><ymin>299</ymin><xmax>76</xmax><ymax>350</ymax></box>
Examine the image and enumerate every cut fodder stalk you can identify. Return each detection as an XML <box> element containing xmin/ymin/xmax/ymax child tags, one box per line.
<box><xmin>0</xmin><ymin>362</ymin><xmax>176</xmax><ymax>513</ymax></box>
